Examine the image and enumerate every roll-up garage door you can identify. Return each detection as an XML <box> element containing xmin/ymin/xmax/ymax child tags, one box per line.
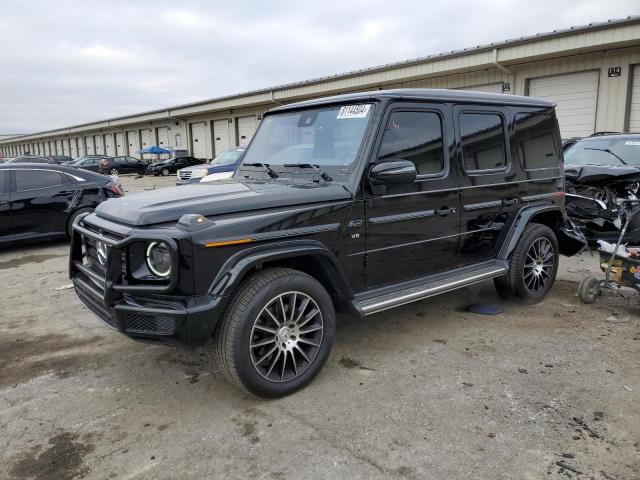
<box><xmin>213</xmin><ymin>119</ymin><xmax>230</xmax><ymax>156</ymax></box>
<box><xmin>56</xmin><ymin>139</ymin><xmax>62</xmax><ymax>155</ymax></box>
<box><xmin>115</xmin><ymin>133</ymin><xmax>125</xmax><ymax>155</ymax></box>
<box><xmin>85</xmin><ymin>136</ymin><xmax>95</xmax><ymax>155</ymax></box>
<box><xmin>69</xmin><ymin>139</ymin><xmax>77</xmax><ymax>158</ymax></box>
<box><xmin>63</xmin><ymin>139</ymin><xmax>69</xmax><ymax>156</ymax></box>
<box><xmin>456</xmin><ymin>83</ymin><xmax>504</xmax><ymax>94</ymax></box>
<box><xmin>94</xmin><ymin>135</ymin><xmax>104</xmax><ymax>155</ymax></box>
<box><xmin>140</xmin><ymin>129</ymin><xmax>151</xmax><ymax>150</ymax></box>
<box><xmin>78</xmin><ymin>138</ymin><xmax>87</xmax><ymax>156</ymax></box>
<box><xmin>104</xmin><ymin>134</ymin><xmax>114</xmax><ymax>156</ymax></box>
<box><xmin>528</xmin><ymin>70</ymin><xmax>599</xmax><ymax>138</ymax></box>
<box><xmin>190</xmin><ymin>122</ymin><xmax>207</xmax><ymax>158</ymax></box>
<box><xmin>629</xmin><ymin>65</ymin><xmax>640</xmax><ymax>132</ymax></box>
<box><xmin>127</xmin><ymin>130</ymin><xmax>140</xmax><ymax>157</ymax></box>
<box><xmin>157</xmin><ymin>127</ymin><xmax>169</xmax><ymax>149</ymax></box>
<box><xmin>237</xmin><ymin>116</ymin><xmax>257</xmax><ymax>146</ymax></box>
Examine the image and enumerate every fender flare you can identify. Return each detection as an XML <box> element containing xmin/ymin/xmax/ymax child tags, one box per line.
<box><xmin>497</xmin><ymin>204</ymin><xmax>565</xmax><ymax>260</ymax></box>
<box><xmin>209</xmin><ymin>238</ymin><xmax>354</xmax><ymax>306</ymax></box>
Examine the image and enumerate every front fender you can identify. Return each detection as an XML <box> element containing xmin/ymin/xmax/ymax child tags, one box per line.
<box><xmin>208</xmin><ymin>239</ymin><xmax>353</xmax><ymax>302</ymax></box>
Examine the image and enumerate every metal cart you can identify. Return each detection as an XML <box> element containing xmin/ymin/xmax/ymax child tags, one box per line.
<box><xmin>578</xmin><ymin>202</ymin><xmax>640</xmax><ymax>304</ymax></box>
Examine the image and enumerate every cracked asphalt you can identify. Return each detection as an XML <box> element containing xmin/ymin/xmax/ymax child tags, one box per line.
<box><xmin>1</xmin><ymin>174</ymin><xmax>639</xmax><ymax>479</ymax></box>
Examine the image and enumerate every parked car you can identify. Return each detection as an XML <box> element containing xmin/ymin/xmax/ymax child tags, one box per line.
<box><xmin>146</xmin><ymin>156</ymin><xmax>204</xmax><ymax>176</ymax></box>
<box><xmin>563</xmin><ymin>134</ymin><xmax>640</xmax><ymax>244</ymax></box>
<box><xmin>99</xmin><ymin>156</ymin><xmax>148</xmax><ymax>175</ymax></box>
<box><xmin>6</xmin><ymin>156</ymin><xmax>60</xmax><ymax>164</ymax></box>
<box><xmin>0</xmin><ymin>163</ymin><xmax>123</xmax><ymax>245</ymax></box>
<box><xmin>70</xmin><ymin>89</ymin><xmax>585</xmax><ymax>398</ymax></box>
<box><xmin>66</xmin><ymin>155</ymin><xmax>109</xmax><ymax>173</ymax></box>
<box><xmin>50</xmin><ymin>155</ymin><xmax>74</xmax><ymax>163</ymax></box>
<box><xmin>176</xmin><ymin>148</ymin><xmax>245</xmax><ymax>185</ymax></box>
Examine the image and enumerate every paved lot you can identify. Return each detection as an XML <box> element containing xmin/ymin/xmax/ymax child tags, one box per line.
<box><xmin>1</xmin><ymin>174</ymin><xmax>639</xmax><ymax>480</ymax></box>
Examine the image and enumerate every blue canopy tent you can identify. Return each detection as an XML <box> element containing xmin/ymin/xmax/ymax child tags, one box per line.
<box><xmin>138</xmin><ymin>146</ymin><xmax>171</xmax><ymax>154</ymax></box>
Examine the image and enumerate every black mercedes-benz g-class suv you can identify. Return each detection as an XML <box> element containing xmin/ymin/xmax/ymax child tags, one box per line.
<box><xmin>70</xmin><ymin>89</ymin><xmax>584</xmax><ymax>397</ymax></box>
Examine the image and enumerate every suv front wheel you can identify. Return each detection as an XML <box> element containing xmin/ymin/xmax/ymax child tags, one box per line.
<box><xmin>213</xmin><ymin>268</ymin><xmax>335</xmax><ymax>398</ymax></box>
<box><xmin>494</xmin><ymin>223</ymin><xmax>559</xmax><ymax>303</ymax></box>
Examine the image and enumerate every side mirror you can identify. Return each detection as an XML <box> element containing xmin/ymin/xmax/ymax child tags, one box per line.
<box><xmin>369</xmin><ymin>160</ymin><xmax>417</xmax><ymax>185</ymax></box>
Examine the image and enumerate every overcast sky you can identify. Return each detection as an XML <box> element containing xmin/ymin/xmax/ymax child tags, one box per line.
<box><xmin>0</xmin><ymin>0</ymin><xmax>637</xmax><ymax>134</ymax></box>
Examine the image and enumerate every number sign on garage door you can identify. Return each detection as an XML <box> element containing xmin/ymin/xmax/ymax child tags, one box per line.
<box><xmin>191</xmin><ymin>122</ymin><xmax>207</xmax><ymax>158</ymax></box>
<box><xmin>528</xmin><ymin>70</ymin><xmax>599</xmax><ymax>138</ymax></box>
<box><xmin>629</xmin><ymin>65</ymin><xmax>640</xmax><ymax>132</ymax></box>
<box><xmin>213</xmin><ymin>119</ymin><xmax>230</xmax><ymax>156</ymax></box>
<box><xmin>237</xmin><ymin>116</ymin><xmax>257</xmax><ymax>146</ymax></box>
<box><xmin>157</xmin><ymin>127</ymin><xmax>169</xmax><ymax>149</ymax></box>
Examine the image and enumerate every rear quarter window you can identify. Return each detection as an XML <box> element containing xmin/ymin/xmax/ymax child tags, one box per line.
<box><xmin>459</xmin><ymin>112</ymin><xmax>507</xmax><ymax>172</ymax></box>
<box><xmin>514</xmin><ymin>113</ymin><xmax>559</xmax><ymax>170</ymax></box>
<box><xmin>15</xmin><ymin>170</ymin><xmax>63</xmax><ymax>191</ymax></box>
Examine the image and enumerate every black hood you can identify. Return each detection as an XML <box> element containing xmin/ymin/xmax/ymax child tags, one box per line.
<box><xmin>95</xmin><ymin>180</ymin><xmax>351</xmax><ymax>226</ymax></box>
<box><xmin>564</xmin><ymin>164</ymin><xmax>640</xmax><ymax>185</ymax></box>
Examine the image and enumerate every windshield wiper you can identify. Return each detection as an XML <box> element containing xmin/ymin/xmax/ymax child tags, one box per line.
<box><xmin>283</xmin><ymin>163</ymin><xmax>333</xmax><ymax>182</ymax></box>
<box><xmin>584</xmin><ymin>147</ymin><xmax>628</xmax><ymax>165</ymax></box>
<box><xmin>242</xmin><ymin>162</ymin><xmax>279</xmax><ymax>178</ymax></box>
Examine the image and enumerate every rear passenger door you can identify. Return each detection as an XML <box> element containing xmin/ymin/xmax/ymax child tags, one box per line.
<box><xmin>364</xmin><ymin>104</ymin><xmax>461</xmax><ymax>288</ymax></box>
<box><xmin>455</xmin><ymin>106</ymin><xmax>519</xmax><ymax>265</ymax></box>
<box><xmin>10</xmin><ymin>169</ymin><xmax>74</xmax><ymax>237</ymax></box>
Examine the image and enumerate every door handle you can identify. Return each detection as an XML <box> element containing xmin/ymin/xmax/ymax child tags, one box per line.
<box><xmin>435</xmin><ymin>207</ymin><xmax>456</xmax><ymax>217</ymax></box>
<box><xmin>502</xmin><ymin>198</ymin><xmax>519</xmax><ymax>206</ymax></box>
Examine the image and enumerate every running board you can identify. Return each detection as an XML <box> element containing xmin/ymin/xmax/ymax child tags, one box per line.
<box><xmin>354</xmin><ymin>262</ymin><xmax>507</xmax><ymax>316</ymax></box>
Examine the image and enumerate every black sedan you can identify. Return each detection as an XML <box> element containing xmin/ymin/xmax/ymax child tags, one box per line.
<box><xmin>99</xmin><ymin>156</ymin><xmax>148</xmax><ymax>175</ymax></box>
<box><xmin>145</xmin><ymin>156</ymin><xmax>204</xmax><ymax>176</ymax></box>
<box><xmin>0</xmin><ymin>163</ymin><xmax>123</xmax><ymax>245</ymax></box>
<box><xmin>7</xmin><ymin>156</ymin><xmax>61</xmax><ymax>164</ymax></box>
<box><xmin>66</xmin><ymin>155</ymin><xmax>108</xmax><ymax>173</ymax></box>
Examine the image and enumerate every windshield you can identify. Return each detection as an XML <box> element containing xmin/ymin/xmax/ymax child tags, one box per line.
<box><xmin>241</xmin><ymin>104</ymin><xmax>373</xmax><ymax>172</ymax></box>
<box><xmin>564</xmin><ymin>137</ymin><xmax>640</xmax><ymax>166</ymax></box>
<box><xmin>211</xmin><ymin>148</ymin><xmax>244</xmax><ymax>166</ymax></box>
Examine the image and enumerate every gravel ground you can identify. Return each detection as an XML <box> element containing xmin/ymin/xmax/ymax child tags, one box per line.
<box><xmin>1</xmin><ymin>174</ymin><xmax>639</xmax><ymax>480</ymax></box>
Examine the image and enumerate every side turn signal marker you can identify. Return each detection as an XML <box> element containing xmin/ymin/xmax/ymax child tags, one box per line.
<box><xmin>205</xmin><ymin>238</ymin><xmax>252</xmax><ymax>248</ymax></box>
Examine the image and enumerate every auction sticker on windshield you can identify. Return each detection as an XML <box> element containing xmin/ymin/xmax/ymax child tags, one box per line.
<box><xmin>625</xmin><ymin>141</ymin><xmax>640</xmax><ymax>145</ymax></box>
<box><xmin>337</xmin><ymin>104</ymin><xmax>371</xmax><ymax>119</ymax></box>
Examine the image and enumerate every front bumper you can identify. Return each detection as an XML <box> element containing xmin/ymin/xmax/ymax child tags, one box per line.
<box><xmin>70</xmin><ymin>213</ymin><xmax>225</xmax><ymax>345</ymax></box>
<box><xmin>176</xmin><ymin>178</ymin><xmax>201</xmax><ymax>185</ymax></box>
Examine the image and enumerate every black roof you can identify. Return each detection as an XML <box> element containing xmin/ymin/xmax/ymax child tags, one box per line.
<box><xmin>270</xmin><ymin>88</ymin><xmax>555</xmax><ymax>113</ymax></box>
<box><xmin>577</xmin><ymin>133</ymin><xmax>640</xmax><ymax>142</ymax></box>
<box><xmin>0</xmin><ymin>163</ymin><xmax>108</xmax><ymax>180</ymax></box>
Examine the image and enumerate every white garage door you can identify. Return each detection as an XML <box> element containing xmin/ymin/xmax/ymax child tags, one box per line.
<box><xmin>213</xmin><ymin>119</ymin><xmax>230</xmax><ymax>156</ymax></box>
<box><xmin>104</xmin><ymin>134</ymin><xmax>114</xmax><ymax>156</ymax></box>
<box><xmin>157</xmin><ymin>127</ymin><xmax>169</xmax><ymax>149</ymax></box>
<box><xmin>456</xmin><ymin>83</ymin><xmax>504</xmax><ymax>94</ymax></box>
<box><xmin>85</xmin><ymin>136</ymin><xmax>95</xmax><ymax>155</ymax></box>
<box><xmin>629</xmin><ymin>64</ymin><xmax>640</xmax><ymax>133</ymax></box>
<box><xmin>115</xmin><ymin>132</ymin><xmax>125</xmax><ymax>155</ymax></box>
<box><xmin>55</xmin><ymin>139</ymin><xmax>62</xmax><ymax>155</ymax></box>
<box><xmin>237</xmin><ymin>115</ymin><xmax>257</xmax><ymax>146</ymax></box>
<box><xmin>69</xmin><ymin>139</ymin><xmax>77</xmax><ymax>158</ymax></box>
<box><xmin>94</xmin><ymin>135</ymin><xmax>104</xmax><ymax>155</ymax></box>
<box><xmin>140</xmin><ymin>129</ymin><xmax>152</xmax><ymax>150</ymax></box>
<box><xmin>78</xmin><ymin>138</ymin><xmax>86</xmax><ymax>156</ymax></box>
<box><xmin>190</xmin><ymin>122</ymin><xmax>207</xmax><ymax>158</ymax></box>
<box><xmin>529</xmin><ymin>70</ymin><xmax>599</xmax><ymax>138</ymax></box>
<box><xmin>127</xmin><ymin>130</ymin><xmax>140</xmax><ymax>157</ymax></box>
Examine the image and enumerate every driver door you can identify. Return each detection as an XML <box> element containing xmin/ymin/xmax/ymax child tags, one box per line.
<box><xmin>364</xmin><ymin>104</ymin><xmax>462</xmax><ymax>288</ymax></box>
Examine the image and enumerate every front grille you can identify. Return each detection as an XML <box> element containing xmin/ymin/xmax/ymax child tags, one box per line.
<box><xmin>178</xmin><ymin>170</ymin><xmax>192</xmax><ymax>180</ymax></box>
<box><xmin>81</xmin><ymin>223</ymin><xmax>126</xmax><ymax>280</ymax></box>
<box><xmin>125</xmin><ymin>312</ymin><xmax>175</xmax><ymax>335</ymax></box>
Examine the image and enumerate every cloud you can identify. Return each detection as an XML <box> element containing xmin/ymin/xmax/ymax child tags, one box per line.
<box><xmin>0</xmin><ymin>0</ymin><xmax>637</xmax><ymax>133</ymax></box>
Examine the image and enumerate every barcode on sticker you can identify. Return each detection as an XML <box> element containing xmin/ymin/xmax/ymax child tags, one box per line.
<box><xmin>337</xmin><ymin>104</ymin><xmax>371</xmax><ymax>119</ymax></box>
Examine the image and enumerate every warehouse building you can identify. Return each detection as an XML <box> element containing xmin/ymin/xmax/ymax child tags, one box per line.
<box><xmin>2</xmin><ymin>16</ymin><xmax>640</xmax><ymax>159</ymax></box>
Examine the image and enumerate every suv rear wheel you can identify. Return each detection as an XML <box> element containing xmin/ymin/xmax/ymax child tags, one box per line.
<box><xmin>213</xmin><ymin>268</ymin><xmax>335</xmax><ymax>398</ymax></box>
<box><xmin>494</xmin><ymin>223</ymin><xmax>559</xmax><ymax>303</ymax></box>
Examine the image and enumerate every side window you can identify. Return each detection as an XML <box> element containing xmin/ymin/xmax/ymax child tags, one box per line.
<box><xmin>377</xmin><ymin>111</ymin><xmax>445</xmax><ymax>177</ymax></box>
<box><xmin>514</xmin><ymin>113</ymin><xmax>559</xmax><ymax>170</ymax></box>
<box><xmin>115</xmin><ymin>157</ymin><xmax>126</xmax><ymax>165</ymax></box>
<box><xmin>15</xmin><ymin>170</ymin><xmax>62</xmax><ymax>191</ymax></box>
<box><xmin>459</xmin><ymin>113</ymin><xmax>507</xmax><ymax>172</ymax></box>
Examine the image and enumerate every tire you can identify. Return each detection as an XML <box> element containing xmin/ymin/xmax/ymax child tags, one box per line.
<box><xmin>213</xmin><ymin>268</ymin><xmax>335</xmax><ymax>398</ymax></box>
<box><xmin>67</xmin><ymin>207</ymin><xmax>93</xmax><ymax>237</ymax></box>
<box><xmin>161</xmin><ymin>168</ymin><xmax>170</xmax><ymax>176</ymax></box>
<box><xmin>109</xmin><ymin>168</ymin><xmax>119</xmax><ymax>176</ymax></box>
<box><xmin>494</xmin><ymin>223</ymin><xmax>559</xmax><ymax>303</ymax></box>
<box><xmin>578</xmin><ymin>276</ymin><xmax>600</xmax><ymax>304</ymax></box>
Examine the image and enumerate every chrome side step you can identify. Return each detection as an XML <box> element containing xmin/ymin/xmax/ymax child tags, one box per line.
<box><xmin>355</xmin><ymin>263</ymin><xmax>507</xmax><ymax>316</ymax></box>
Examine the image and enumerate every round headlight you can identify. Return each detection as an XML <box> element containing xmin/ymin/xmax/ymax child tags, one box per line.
<box><xmin>146</xmin><ymin>241</ymin><xmax>171</xmax><ymax>278</ymax></box>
